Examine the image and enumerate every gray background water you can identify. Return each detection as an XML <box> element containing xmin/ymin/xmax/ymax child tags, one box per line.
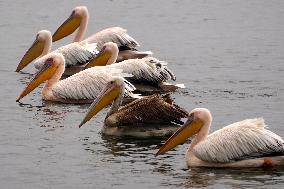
<box><xmin>0</xmin><ymin>0</ymin><xmax>284</xmax><ymax>188</ymax></box>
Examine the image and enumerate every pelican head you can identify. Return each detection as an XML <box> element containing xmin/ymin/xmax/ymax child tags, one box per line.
<box><xmin>16</xmin><ymin>53</ymin><xmax>65</xmax><ymax>102</ymax></box>
<box><xmin>156</xmin><ymin>108</ymin><xmax>212</xmax><ymax>156</ymax></box>
<box><xmin>16</xmin><ymin>30</ymin><xmax>52</xmax><ymax>72</ymax></box>
<box><xmin>85</xmin><ymin>42</ymin><xmax>119</xmax><ymax>69</ymax></box>
<box><xmin>78</xmin><ymin>77</ymin><xmax>124</xmax><ymax>128</ymax></box>
<box><xmin>52</xmin><ymin>6</ymin><xmax>88</xmax><ymax>42</ymax></box>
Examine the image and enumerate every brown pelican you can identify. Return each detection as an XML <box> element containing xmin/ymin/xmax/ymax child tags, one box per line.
<box><xmin>15</xmin><ymin>30</ymin><xmax>98</xmax><ymax>75</ymax></box>
<box><xmin>85</xmin><ymin>42</ymin><xmax>184</xmax><ymax>93</ymax></box>
<box><xmin>78</xmin><ymin>77</ymin><xmax>188</xmax><ymax>137</ymax></box>
<box><xmin>156</xmin><ymin>108</ymin><xmax>284</xmax><ymax>168</ymax></box>
<box><xmin>16</xmin><ymin>53</ymin><xmax>137</xmax><ymax>104</ymax></box>
<box><xmin>52</xmin><ymin>6</ymin><xmax>151</xmax><ymax>62</ymax></box>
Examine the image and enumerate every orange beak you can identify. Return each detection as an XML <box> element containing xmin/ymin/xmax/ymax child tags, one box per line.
<box><xmin>78</xmin><ymin>81</ymin><xmax>120</xmax><ymax>128</ymax></box>
<box><xmin>84</xmin><ymin>46</ymin><xmax>112</xmax><ymax>69</ymax></box>
<box><xmin>155</xmin><ymin>115</ymin><xmax>203</xmax><ymax>156</ymax></box>
<box><xmin>16</xmin><ymin>38</ymin><xmax>45</xmax><ymax>72</ymax></box>
<box><xmin>52</xmin><ymin>11</ymin><xmax>81</xmax><ymax>42</ymax></box>
<box><xmin>16</xmin><ymin>58</ymin><xmax>57</xmax><ymax>102</ymax></box>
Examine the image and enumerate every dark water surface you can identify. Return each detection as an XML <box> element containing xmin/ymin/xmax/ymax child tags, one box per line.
<box><xmin>0</xmin><ymin>0</ymin><xmax>284</xmax><ymax>188</ymax></box>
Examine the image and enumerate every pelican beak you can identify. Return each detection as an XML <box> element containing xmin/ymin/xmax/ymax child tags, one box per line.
<box><xmin>16</xmin><ymin>59</ymin><xmax>57</xmax><ymax>102</ymax></box>
<box><xmin>155</xmin><ymin>114</ymin><xmax>203</xmax><ymax>156</ymax></box>
<box><xmin>78</xmin><ymin>82</ymin><xmax>120</xmax><ymax>128</ymax></box>
<box><xmin>16</xmin><ymin>38</ymin><xmax>45</xmax><ymax>72</ymax></box>
<box><xmin>84</xmin><ymin>46</ymin><xmax>112</xmax><ymax>69</ymax></box>
<box><xmin>52</xmin><ymin>11</ymin><xmax>81</xmax><ymax>42</ymax></box>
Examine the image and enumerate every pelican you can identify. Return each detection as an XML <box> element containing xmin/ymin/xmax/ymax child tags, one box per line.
<box><xmin>78</xmin><ymin>77</ymin><xmax>188</xmax><ymax>138</ymax></box>
<box><xmin>15</xmin><ymin>30</ymin><xmax>98</xmax><ymax>75</ymax></box>
<box><xmin>85</xmin><ymin>42</ymin><xmax>183</xmax><ymax>93</ymax></box>
<box><xmin>156</xmin><ymin>108</ymin><xmax>284</xmax><ymax>168</ymax></box>
<box><xmin>16</xmin><ymin>53</ymin><xmax>137</xmax><ymax>104</ymax></box>
<box><xmin>52</xmin><ymin>6</ymin><xmax>151</xmax><ymax>62</ymax></box>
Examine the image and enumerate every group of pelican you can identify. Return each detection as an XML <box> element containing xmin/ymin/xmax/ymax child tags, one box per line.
<box><xmin>15</xmin><ymin>6</ymin><xmax>283</xmax><ymax>168</ymax></box>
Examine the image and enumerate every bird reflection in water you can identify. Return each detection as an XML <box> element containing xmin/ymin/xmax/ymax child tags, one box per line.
<box><xmin>156</xmin><ymin>166</ymin><xmax>284</xmax><ymax>188</ymax></box>
<box><xmin>102</xmin><ymin>135</ymin><xmax>163</xmax><ymax>157</ymax></box>
<box><xmin>183</xmin><ymin>167</ymin><xmax>284</xmax><ymax>188</ymax></box>
<box><xmin>81</xmin><ymin>133</ymin><xmax>163</xmax><ymax>160</ymax></box>
<box><xmin>17</xmin><ymin>100</ymin><xmax>73</xmax><ymax>128</ymax></box>
<box><xmin>17</xmin><ymin>71</ymin><xmax>34</xmax><ymax>85</ymax></box>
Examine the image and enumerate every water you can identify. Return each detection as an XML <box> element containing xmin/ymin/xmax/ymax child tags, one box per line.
<box><xmin>0</xmin><ymin>0</ymin><xmax>284</xmax><ymax>188</ymax></box>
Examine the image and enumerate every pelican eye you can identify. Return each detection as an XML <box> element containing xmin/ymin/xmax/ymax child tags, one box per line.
<box><xmin>71</xmin><ymin>10</ymin><xmax>75</xmax><ymax>16</ymax></box>
<box><xmin>45</xmin><ymin>58</ymin><xmax>54</xmax><ymax>65</ymax></box>
<box><xmin>149</xmin><ymin>59</ymin><xmax>155</xmax><ymax>63</ymax></box>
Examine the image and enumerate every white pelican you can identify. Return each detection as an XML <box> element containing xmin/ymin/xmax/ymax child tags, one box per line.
<box><xmin>16</xmin><ymin>53</ymin><xmax>137</xmax><ymax>104</ymax></box>
<box><xmin>15</xmin><ymin>30</ymin><xmax>98</xmax><ymax>75</ymax></box>
<box><xmin>85</xmin><ymin>42</ymin><xmax>183</xmax><ymax>93</ymax></box>
<box><xmin>156</xmin><ymin>108</ymin><xmax>284</xmax><ymax>168</ymax></box>
<box><xmin>52</xmin><ymin>6</ymin><xmax>151</xmax><ymax>62</ymax></box>
<box><xmin>78</xmin><ymin>77</ymin><xmax>188</xmax><ymax>138</ymax></box>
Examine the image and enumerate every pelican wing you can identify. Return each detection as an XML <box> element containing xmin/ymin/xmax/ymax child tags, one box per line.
<box><xmin>52</xmin><ymin>67</ymin><xmax>134</xmax><ymax>100</ymax></box>
<box><xmin>85</xmin><ymin>27</ymin><xmax>139</xmax><ymax>50</ymax></box>
<box><xmin>193</xmin><ymin>118</ymin><xmax>284</xmax><ymax>163</ymax></box>
<box><xmin>112</xmin><ymin>94</ymin><xmax>188</xmax><ymax>126</ymax></box>
<box><xmin>106</xmin><ymin>57</ymin><xmax>176</xmax><ymax>85</ymax></box>
<box><xmin>34</xmin><ymin>42</ymin><xmax>98</xmax><ymax>69</ymax></box>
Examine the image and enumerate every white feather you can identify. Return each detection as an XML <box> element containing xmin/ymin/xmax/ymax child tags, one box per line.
<box><xmin>174</xmin><ymin>84</ymin><xmax>185</xmax><ymax>88</ymax></box>
<box><xmin>105</xmin><ymin>57</ymin><xmax>176</xmax><ymax>84</ymax></box>
<box><xmin>85</xmin><ymin>27</ymin><xmax>139</xmax><ymax>50</ymax></box>
<box><xmin>52</xmin><ymin>67</ymin><xmax>136</xmax><ymax>100</ymax></box>
<box><xmin>34</xmin><ymin>42</ymin><xmax>97</xmax><ymax>69</ymax></box>
<box><xmin>193</xmin><ymin>118</ymin><xmax>284</xmax><ymax>163</ymax></box>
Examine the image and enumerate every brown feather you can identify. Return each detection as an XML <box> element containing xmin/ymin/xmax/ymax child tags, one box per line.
<box><xmin>105</xmin><ymin>94</ymin><xmax>188</xmax><ymax>127</ymax></box>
